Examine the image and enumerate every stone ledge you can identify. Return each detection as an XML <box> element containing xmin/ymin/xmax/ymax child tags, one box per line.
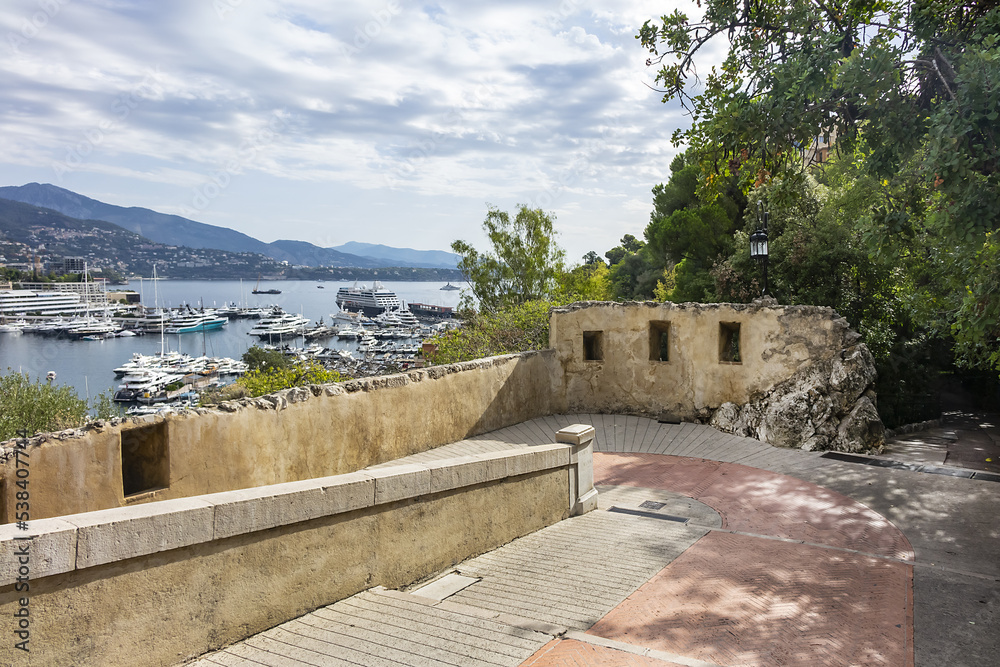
<box><xmin>0</xmin><ymin>445</ymin><xmax>571</xmax><ymax>586</ymax></box>
<box><xmin>65</xmin><ymin>497</ymin><xmax>216</xmax><ymax>569</ymax></box>
<box><xmin>0</xmin><ymin>518</ymin><xmax>78</xmax><ymax>584</ymax></box>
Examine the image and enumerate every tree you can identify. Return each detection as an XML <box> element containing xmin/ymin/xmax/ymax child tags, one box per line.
<box><xmin>452</xmin><ymin>205</ymin><xmax>565</xmax><ymax>313</ymax></box>
<box><xmin>639</xmin><ymin>0</ymin><xmax>1000</xmax><ymax>375</ymax></box>
<box><xmin>638</xmin><ymin>0</ymin><xmax>999</xmax><ymax>235</ymax></box>
<box><xmin>582</xmin><ymin>251</ymin><xmax>604</xmax><ymax>266</ymax></box>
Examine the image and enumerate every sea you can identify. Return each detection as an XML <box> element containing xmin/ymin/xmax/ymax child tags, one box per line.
<box><xmin>0</xmin><ymin>280</ymin><xmax>463</xmax><ymax>402</ymax></box>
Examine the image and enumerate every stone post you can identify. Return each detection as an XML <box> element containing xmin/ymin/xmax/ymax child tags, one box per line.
<box><xmin>555</xmin><ymin>424</ymin><xmax>598</xmax><ymax>516</ymax></box>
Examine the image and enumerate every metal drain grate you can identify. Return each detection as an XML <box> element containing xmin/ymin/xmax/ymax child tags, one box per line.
<box><xmin>608</xmin><ymin>506</ymin><xmax>689</xmax><ymax>523</ymax></box>
<box><xmin>638</xmin><ymin>500</ymin><xmax>667</xmax><ymax>510</ymax></box>
<box><xmin>820</xmin><ymin>452</ymin><xmax>999</xmax><ymax>482</ymax></box>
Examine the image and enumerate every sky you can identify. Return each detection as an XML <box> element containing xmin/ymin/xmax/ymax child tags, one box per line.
<box><xmin>0</xmin><ymin>0</ymin><xmax>706</xmax><ymax>264</ymax></box>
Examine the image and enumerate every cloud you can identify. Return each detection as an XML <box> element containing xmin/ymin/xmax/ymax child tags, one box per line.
<box><xmin>0</xmin><ymin>0</ymin><xmax>692</xmax><ymax>260</ymax></box>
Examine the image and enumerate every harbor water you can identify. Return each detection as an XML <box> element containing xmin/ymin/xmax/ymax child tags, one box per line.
<box><xmin>0</xmin><ymin>280</ymin><xmax>463</xmax><ymax>401</ymax></box>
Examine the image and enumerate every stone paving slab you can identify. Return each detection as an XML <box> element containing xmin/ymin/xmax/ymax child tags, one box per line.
<box><xmin>449</xmin><ymin>511</ymin><xmax>709</xmax><ymax>630</ymax></box>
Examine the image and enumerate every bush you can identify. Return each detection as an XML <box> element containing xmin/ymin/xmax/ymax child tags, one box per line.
<box><xmin>0</xmin><ymin>369</ymin><xmax>117</xmax><ymax>441</ymax></box>
<box><xmin>425</xmin><ymin>299</ymin><xmax>563</xmax><ymax>365</ymax></box>
<box><xmin>235</xmin><ymin>361</ymin><xmax>343</xmax><ymax>398</ymax></box>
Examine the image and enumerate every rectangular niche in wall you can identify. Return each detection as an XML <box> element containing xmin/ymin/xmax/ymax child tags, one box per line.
<box><xmin>583</xmin><ymin>330</ymin><xmax>604</xmax><ymax>361</ymax></box>
<box><xmin>649</xmin><ymin>321</ymin><xmax>670</xmax><ymax>362</ymax></box>
<box><xmin>121</xmin><ymin>422</ymin><xmax>170</xmax><ymax>497</ymax></box>
<box><xmin>719</xmin><ymin>322</ymin><xmax>742</xmax><ymax>363</ymax></box>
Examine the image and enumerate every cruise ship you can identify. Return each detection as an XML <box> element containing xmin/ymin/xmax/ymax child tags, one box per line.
<box><xmin>335</xmin><ymin>281</ymin><xmax>402</xmax><ymax>317</ymax></box>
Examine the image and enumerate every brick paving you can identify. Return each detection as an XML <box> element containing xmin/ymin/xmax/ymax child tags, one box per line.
<box><xmin>593</xmin><ymin>452</ymin><xmax>915</xmax><ymax>561</ymax></box>
<box><xmin>521</xmin><ymin>640</ymin><xmax>687</xmax><ymax>667</ymax></box>
<box><xmin>588</xmin><ymin>532</ymin><xmax>913</xmax><ymax>666</ymax></box>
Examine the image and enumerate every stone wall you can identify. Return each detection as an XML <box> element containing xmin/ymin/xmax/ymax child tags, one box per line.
<box><xmin>0</xmin><ymin>444</ymin><xmax>581</xmax><ymax>667</ymax></box>
<box><xmin>549</xmin><ymin>299</ymin><xmax>883</xmax><ymax>451</ymax></box>
<box><xmin>0</xmin><ymin>351</ymin><xmax>565</xmax><ymax>522</ymax></box>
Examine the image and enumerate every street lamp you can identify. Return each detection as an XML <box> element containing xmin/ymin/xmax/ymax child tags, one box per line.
<box><xmin>749</xmin><ymin>201</ymin><xmax>769</xmax><ymax>296</ymax></box>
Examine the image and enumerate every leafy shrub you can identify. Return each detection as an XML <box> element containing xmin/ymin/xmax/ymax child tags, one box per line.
<box><xmin>0</xmin><ymin>369</ymin><xmax>117</xmax><ymax>441</ymax></box>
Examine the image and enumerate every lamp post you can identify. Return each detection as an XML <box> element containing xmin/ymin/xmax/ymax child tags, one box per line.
<box><xmin>749</xmin><ymin>201</ymin><xmax>769</xmax><ymax>296</ymax></box>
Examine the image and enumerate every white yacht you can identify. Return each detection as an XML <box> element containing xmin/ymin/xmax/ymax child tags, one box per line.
<box><xmin>248</xmin><ymin>308</ymin><xmax>310</xmax><ymax>339</ymax></box>
<box><xmin>163</xmin><ymin>310</ymin><xmax>228</xmax><ymax>334</ymax></box>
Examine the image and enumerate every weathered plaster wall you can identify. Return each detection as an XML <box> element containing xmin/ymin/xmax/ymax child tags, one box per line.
<box><xmin>0</xmin><ymin>446</ymin><xmax>574</xmax><ymax>667</ymax></box>
<box><xmin>0</xmin><ymin>351</ymin><xmax>565</xmax><ymax>521</ymax></box>
<box><xmin>550</xmin><ymin>300</ymin><xmax>882</xmax><ymax>450</ymax></box>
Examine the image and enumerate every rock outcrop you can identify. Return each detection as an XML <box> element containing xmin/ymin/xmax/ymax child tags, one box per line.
<box><xmin>709</xmin><ymin>343</ymin><xmax>884</xmax><ymax>452</ymax></box>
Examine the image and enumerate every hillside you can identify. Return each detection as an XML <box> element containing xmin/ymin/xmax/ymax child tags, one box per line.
<box><xmin>0</xmin><ymin>184</ymin><xmax>460</xmax><ymax>269</ymax></box>
<box><xmin>333</xmin><ymin>242</ymin><xmax>460</xmax><ymax>269</ymax></box>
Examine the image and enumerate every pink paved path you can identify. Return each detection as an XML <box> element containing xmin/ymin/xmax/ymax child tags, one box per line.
<box><xmin>523</xmin><ymin>453</ymin><xmax>915</xmax><ymax>667</ymax></box>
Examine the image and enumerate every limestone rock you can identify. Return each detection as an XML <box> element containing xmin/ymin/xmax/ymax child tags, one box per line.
<box><xmin>836</xmin><ymin>397</ymin><xmax>885</xmax><ymax>452</ymax></box>
<box><xmin>760</xmin><ymin>390</ymin><xmax>815</xmax><ymax>449</ymax></box>
<box><xmin>829</xmin><ymin>345</ymin><xmax>876</xmax><ymax>411</ymax></box>
<box><xmin>709</xmin><ymin>402</ymin><xmax>741</xmax><ymax>433</ymax></box>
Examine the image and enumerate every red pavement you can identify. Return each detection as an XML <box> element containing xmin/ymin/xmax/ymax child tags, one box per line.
<box><xmin>522</xmin><ymin>639</ymin><xmax>685</xmax><ymax>666</ymax></box>
<box><xmin>521</xmin><ymin>453</ymin><xmax>915</xmax><ymax>667</ymax></box>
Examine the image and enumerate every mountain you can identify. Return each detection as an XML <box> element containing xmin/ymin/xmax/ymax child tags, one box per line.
<box><xmin>0</xmin><ymin>197</ymin><xmax>462</xmax><ymax>282</ymax></box>
<box><xmin>267</xmin><ymin>240</ymin><xmax>382</xmax><ymax>269</ymax></box>
<box><xmin>0</xmin><ymin>184</ymin><xmax>458</xmax><ymax>269</ymax></box>
<box><xmin>333</xmin><ymin>242</ymin><xmax>461</xmax><ymax>269</ymax></box>
<box><xmin>0</xmin><ymin>182</ymin><xmax>278</xmax><ymax>256</ymax></box>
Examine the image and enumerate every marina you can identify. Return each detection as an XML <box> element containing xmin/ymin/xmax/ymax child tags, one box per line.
<box><xmin>0</xmin><ymin>280</ymin><xmax>463</xmax><ymax>404</ymax></box>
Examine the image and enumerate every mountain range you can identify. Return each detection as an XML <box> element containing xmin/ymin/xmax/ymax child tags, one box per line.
<box><xmin>0</xmin><ymin>183</ymin><xmax>460</xmax><ymax>270</ymax></box>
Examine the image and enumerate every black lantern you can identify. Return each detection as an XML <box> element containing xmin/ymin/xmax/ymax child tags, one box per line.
<box><xmin>749</xmin><ymin>201</ymin><xmax>769</xmax><ymax>296</ymax></box>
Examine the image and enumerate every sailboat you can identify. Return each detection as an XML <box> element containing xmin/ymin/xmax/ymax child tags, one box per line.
<box><xmin>252</xmin><ymin>274</ymin><xmax>281</xmax><ymax>295</ymax></box>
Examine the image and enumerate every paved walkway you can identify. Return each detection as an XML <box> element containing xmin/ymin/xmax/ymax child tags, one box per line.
<box><xmin>186</xmin><ymin>414</ymin><xmax>998</xmax><ymax>667</ymax></box>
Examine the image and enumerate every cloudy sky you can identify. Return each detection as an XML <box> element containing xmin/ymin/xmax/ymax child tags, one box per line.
<box><xmin>0</xmin><ymin>0</ymin><xmax>702</xmax><ymax>263</ymax></box>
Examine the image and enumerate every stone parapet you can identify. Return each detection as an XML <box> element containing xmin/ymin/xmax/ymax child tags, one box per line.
<box><xmin>0</xmin><ymin>443</ymin><xmax>575</xmax><ymax>666</ymax></box>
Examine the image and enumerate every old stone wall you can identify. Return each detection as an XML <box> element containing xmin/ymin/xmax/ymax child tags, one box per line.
<box><xmin>0</xmin><ymin>445</ymin><xmax>577</xmax><ymax>667</ymax></box>
<box><xmin>0</xmin><ymin>351</ymin><xmax>566</xmax><ymax>521</ymax></box>
<box><xmin>549</xmin><ymin>300</ymin><xmax>883</xmax><ymax>451</ymax></box>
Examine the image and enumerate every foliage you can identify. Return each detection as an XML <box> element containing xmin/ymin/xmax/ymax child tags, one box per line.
<box><xmin>0</xmin><ymin>370</ymin><xmax>117</xmax><ymax>441</ymax></box>
<box><xmin>556</xmin><ymin>262</ymin><xmax>613</xmax><ymax>301</ymax></box>
<box><xmin>424</xmin><ymin>299</ymin><xmax>566</xmax><ymax>365</ymax></box>
<box><xmin>638</xmin><ymin>0</ymin><xmax>1000</xmax><ymax>236</ymax></box>
<box><xmin>953</xmin><ymin>231</ymin><xmax>1000</xmax><ymax>372</ymax></box>
<box><xmin>235</xmin><ymin>361</ymin><xmax>343</xmax><ymax>398</ymax></box>
<box><xmin>452</xmin><ymin>205</ymin><xmax>565</xmax><ymax>313</ymax></box>
<box><xmin>242</xmin><ymin>345</ymin><xmax>291</xmax><ymax>371</ymax></box>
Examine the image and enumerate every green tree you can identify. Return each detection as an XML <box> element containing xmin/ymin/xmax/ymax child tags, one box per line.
<box><xmin>645</xmin><ymin>150</ymin><xmax>746</xmax><ymax>301</ymax></box>
<box><xmin>0</xmin><ymin>370</ymin><xmax>117</xmax><ymax>441</ymax></box>
<box><xmin>556</xmin><ymin>262</ymin><xmax>613</xmax><ymax>301</ymax></box>
<box><xmin>242</xmin><ymin>345</ymin><xmax>291</xmax><ymax>372</ymax></box>
<box><xmin>424</xmin><ymin>299</ymin><xmax>565</xmax><ymax>365</ymax></box>
<box><xmin>638</xmin><ymin>0</ymin><xmax>999</xmax><ymax>232</ymax></box>
<box><xmin>452</xmin><ymin>205</ymin><xmax>565</xmax><ymax>313</ymax></box>
<box><xmin>639</xmin><ymin>0</ymin><xmax>1000</xmax><ymax>376</ymax></box>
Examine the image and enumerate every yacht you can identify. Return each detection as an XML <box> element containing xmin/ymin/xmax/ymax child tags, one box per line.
<box><xmin>163</xmin><ymin>310</ymin><xmax>228</xmax><ymax>334</ymax></box>
<box><xmin>335</xmin><ymin>281</ymin><xmax>402</xmax><ymax>316</ymax></box>
<box><xmin>376</xmin><ymin>306</ymin><xmax>419</xmax><ymax>328</ymax></box>
<box><xmin>113</xmin><ymin>369</ymin><xmax>182</xmax><ymax>403</ymax></box>
<box><xmin>0</xmin><ymin>318</ymin><xmax>28</xmax><ymax>333</ymax></box>
<box><xmin>248</xmin><ymin>308</ymin><xmax>310</xmax><ymax>339</ymax></box>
